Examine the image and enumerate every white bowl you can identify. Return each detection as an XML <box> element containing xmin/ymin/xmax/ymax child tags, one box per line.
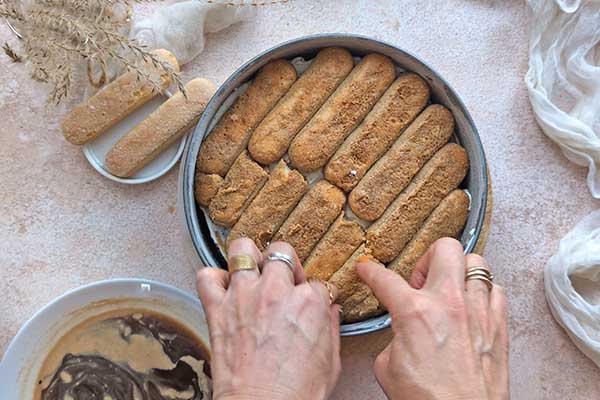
<box><xmin>0</xmin><ymin>279</ymin><xmax>210</xmax><ymax>399</ymax></box>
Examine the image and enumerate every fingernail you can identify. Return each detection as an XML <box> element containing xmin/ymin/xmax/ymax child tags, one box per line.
<box><xmin>357</xmin><ymin>255</ymin><xmax>372</xmax><ymax>263</ymax></box>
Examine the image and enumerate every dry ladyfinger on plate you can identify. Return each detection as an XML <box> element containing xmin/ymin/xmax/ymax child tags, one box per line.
<box><xmin>389</xmin><ymin>189</ymin><xmax>470</xmax><ymax>280</ymax></box>
<box><xmin>196</xmin><ymin>59</ymin><xmax>297</xmax><ymax>176</ymax></box>
<box><xmin>304</xmin><ymin>212</ymin><xmax>364</xmax><ymax>281</ymax></box>
<box><xmin>62</xmin><ymin>49</ymin><xmax>179</xmax><ymax>145</ymax></box>
<box><xmin>208</xmin><ymin>151</ymin><xmax>268</xmax><ymax>228</ymax></box>
<box><xmin>195</xmin><ymin>173</ymin><xmax>223</xmax><ymax>207</ymax></box>
<box><xmin>349</xmin><ymin>104</ymin><xmax>455</xmax><ymax>221</ymax></box>
<box><xmin>288</xmin><ymin>53</ymin><xmax>396</xmax><ymax>172</ymax></box>
<box><xmin>227</xmin><ymin>160</ymin><xmax>307</xmax><ymax>251</ymax></box>
<box><xmin>272</xmin><ymin>180</ymin><xmax>346</xmax><ymax>262</ymax></box>
<box><xmin>349</xmin><ymin>189</ymin><xmax>470</xmax><ymax>322</ymax></box>
<box><xmin>324</xmin><ymin>73</ymin><xmax>430</xmax><ymax>192</ymax></box>
<box><xmin>105</xmin><ymin>78</ymin><xmax>217</xmax><ymax>178</ymax></box>
<box><xmin>248</xmin><ymin>48</ymin><xmax>354</xmax><ymax>165</ymax></box>
<box><xmin>366</xmin><ymin>143</ymin><xmax>469</xmax><ymax>262</ymax></box>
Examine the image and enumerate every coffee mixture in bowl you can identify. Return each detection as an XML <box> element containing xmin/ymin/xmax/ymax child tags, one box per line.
<box><xmin>36</xmin><ymin>309</ymin><xmax>212</xmax><ymax>400</ymax></box>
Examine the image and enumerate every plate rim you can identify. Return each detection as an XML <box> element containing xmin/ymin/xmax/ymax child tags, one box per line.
<box><xmin>82</xmin><ymin>133</ymin><xmax>188</xmax><ymax>185</ymax></box>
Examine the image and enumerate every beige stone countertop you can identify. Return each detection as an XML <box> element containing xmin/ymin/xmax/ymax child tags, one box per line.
<box><xmin>1</xmin><ymin>1</ymin><xmax>599</xmax><ymax>398</ymax></box>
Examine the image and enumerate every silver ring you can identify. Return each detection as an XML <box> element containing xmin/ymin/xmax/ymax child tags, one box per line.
<box><xmin>265</xmin><ymin>252</ymin><xmax>296</xmax><ymax>273</ymax></box>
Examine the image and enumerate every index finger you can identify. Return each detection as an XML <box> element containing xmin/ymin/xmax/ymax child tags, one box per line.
<box><xmin>356</xmin><ymin>259</ymin><xmax>412</xmax><ymax>315</ymax></box>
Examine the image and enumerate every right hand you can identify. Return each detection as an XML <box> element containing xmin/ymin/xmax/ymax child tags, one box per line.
<box><xmin>357</xmin><ymin>238</ymin><xmax>509</xmax><ymax>400</ymax></box>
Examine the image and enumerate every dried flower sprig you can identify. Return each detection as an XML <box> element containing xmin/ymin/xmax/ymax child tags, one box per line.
<box><xmin>2</xmin><ymin>41</ymin><xmax>22</xmax><ymax>62</ymax></box>
<box><xmin>1</xmin><ymin>0</ymin><xmax>184</xmax><ymax>104</ymax></box>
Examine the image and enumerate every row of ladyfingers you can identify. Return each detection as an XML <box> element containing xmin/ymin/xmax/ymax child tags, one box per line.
<box><xmin>61</xmin><ymin>49</ymin><xmax>216</xmax><ymax>179</ymax></box>
<box><xmin>194</xmin><ymin>48</ymin><xmax>471</xmax><ymax>322</ymax></box>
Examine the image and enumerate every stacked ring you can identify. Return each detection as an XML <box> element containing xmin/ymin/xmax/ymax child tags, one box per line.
<box><xmin>465</xmin><ymin>267</ymin><xmax>494</xmax><ymax>291</ymax></box>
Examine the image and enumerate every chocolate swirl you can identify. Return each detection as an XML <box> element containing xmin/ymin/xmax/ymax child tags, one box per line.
<box><xmin>41</xmin><ymin>354</ymin><xmax>145</xmax><ymax>400</ymax></box>
<box><xmin>40</xmin><ymin>314</ymin><xmax>211</xmax><ymax>400</ymax></box>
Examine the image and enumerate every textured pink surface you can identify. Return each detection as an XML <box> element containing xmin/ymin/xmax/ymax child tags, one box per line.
<box><xmin>2</xmin><ymin>1</ymin><xmax>600</xmax><ymax>398</ymax></box>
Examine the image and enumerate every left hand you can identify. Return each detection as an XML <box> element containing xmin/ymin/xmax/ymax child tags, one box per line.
<box><xmin>196</xmin><ymin>238</ymin><xmax>342</xmax><ymax>400</ymax></box>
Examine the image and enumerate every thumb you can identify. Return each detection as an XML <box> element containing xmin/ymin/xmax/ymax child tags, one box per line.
<box><xmin>356</xmin><ymin>259</ymin><xmax>412</xmax><ymax>315</ymax></box>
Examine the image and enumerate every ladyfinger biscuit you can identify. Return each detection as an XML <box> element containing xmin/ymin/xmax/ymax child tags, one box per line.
<box><xmin>366</xmin><ymin>143</ymin><xmax>469</xmax><ymax>262</ymax></box>
<box><xmin>343</xmin><ymin>291</ymin><xmax>383</xmax><ymax>323</ymax></box>
<box><xmin>228</xmin><ymin>160</ymin><xmax>308</xmax><ymax>250</ymax></box>
<box><xmin>105</xmin><ymin>78</ymin><xmax>217</xmax><ymax>178</ymax></box>
<box><xmin>273</xmin><ymin>180</ymin><xmax>346</xmax><ymax>261</ymax></box>
<box><xmin>209</xmin><ymin>151</ymin><xmax>268</xmax><ymax>227</ymax></box>
<box><xmin>349</xmin><ymin>105</ymin><xmax>455</xmax><ymax>221</ymax></box>
<box><xmin>304</xmin><ymin>213</ymin><xmax>364</xmax><ymax>281</ymax></box>
<box><xmin>348</xmin><ymin>189</ymin><xmax>470</xmax><ymax>322</ymax></box>
<box><xmin>195</xmin><ymin>173</ymin><xmax>223</xmax><ymax>207</ymax></box>
<box><xmin>328</xmin><ymin>245</ymin><xmax>379</xmax><ymax>305</ymax></box>
<box><xmin>389</xmin><ymin>189</ymin><xmax>470</xmax><ymax>280</ymax></box>
<box><xmin>328</xmin><ymin>245</ymin><xmax>366</xmax><ymax>304</ymax></box>
<box><xmin>324</xmin><ymin>73</ymin><xmax>430</xmax><ymax>192</ymax></box>
<box><xmin>63</xmin><ymin>49</ymin><xmax>179</xmax><ymax>145</ymax></box>
<box><xmin>288</xmin><ymin>54</ymin><xmax>396</xmax><ymax>172</ymax></box>
<box><xmin>197</xmin><ymin>60</ymin><xmax>297</xmax><ymax>176</ymax></box>
<box><xmin>248</xmin><ymin>48</ymin><xmax>354</xmax><ymax>164</ymax></box>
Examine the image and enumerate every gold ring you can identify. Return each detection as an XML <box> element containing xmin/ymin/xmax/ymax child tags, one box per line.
<box><xmin>466</xmin><ymin>267</ymin><xmax>493</xmax><ymax>278</ymax></box>
<box><xmin>466</xmin><ymin>275</ymin><xmax>493</xmax><ymax>290</ymax></box>
<box><xmin>308</xmin><ymin>278</ymin><xmax>335</xmax><ymax>305</ymax></box>
<box><xmin>324</xmin><ymin>281</ymin><xmax>335</xmax><ymax>305</ymax></box>
<box><xmin>228</xmin><ymin>255</ymin><xmax>258</xmax><ymax>274</ymax></box>
<box><xmin>466</xmin><ymin>266</ymin><xmax>494</xmax><ymax>291</ymax></box>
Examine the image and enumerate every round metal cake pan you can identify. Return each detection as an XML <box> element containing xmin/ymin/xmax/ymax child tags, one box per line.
<box><xmin>178</xmin><ymin>33</ymin><xmax>489</xmax><ymax>336</ymax></box>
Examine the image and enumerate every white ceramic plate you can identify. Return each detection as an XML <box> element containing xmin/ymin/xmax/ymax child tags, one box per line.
<box><xmin>0</xmin><ymin>279</ymin><xmax>210</xmax><ymax>399</ymax></box>
<box><xmin>82</xmin><ymin>92</ymin><xmax>188</xmax><ymax>184</ymax></box>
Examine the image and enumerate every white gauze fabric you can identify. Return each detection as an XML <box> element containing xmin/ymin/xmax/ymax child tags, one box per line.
<box><xmin>545</xmin><ymin>210</ymin><xmax>600</xmax><ymax>368</ymax></box>
<box><xmin>525</xmin><ymin>0</ymin><xmax>600</xmax><ymax>197</ymax></box>
<box><xmin>130</xmin><ymin>1</ymin><xmax>255</xmax><ymax>65</ymax></box>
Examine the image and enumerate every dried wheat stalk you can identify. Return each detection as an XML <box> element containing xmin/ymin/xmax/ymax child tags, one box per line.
<box><xmin>1</xmin><ymin>0</ymin><xmax>185</xmax><ymax>104</ymax></box>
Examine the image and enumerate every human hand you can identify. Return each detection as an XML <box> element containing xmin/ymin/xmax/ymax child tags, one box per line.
<box><xmin>196</xmin><ymin>238</ymin><xmax>342</xmax><ymax>400</ymax></box>
<box><xmin>358</xmin><ymin>238</ymin><xmax>509</xmax><ymax>400</ymax></box>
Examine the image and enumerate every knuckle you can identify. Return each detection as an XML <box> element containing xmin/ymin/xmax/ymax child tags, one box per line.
<box><xmin>260</xmin><ymin>278</ymin><xmax>289</xmax><ymax>305</ymax></box>
<box><xmin>297</xmin><ymin>283</ymin><xmax>319</xmax><ymax>304</ymax></box>
<box><xmin>196</xmin><ymin>267</ymin><xmax>214</xmax><ymax>282</ymax></box>
<box><xmin>445</xmin><ymin>294</ymin><xmax>467</xmax><ymax>318</ymax></box>
<box><xmin>444</xmin><ymin>285</ymin><xmax>467</xmax><ymax>307</ymax></box>
<box><xmin>400</xmin><ymin>293</ymin><xmax>430</xmax><ymax>319</ymax></box>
